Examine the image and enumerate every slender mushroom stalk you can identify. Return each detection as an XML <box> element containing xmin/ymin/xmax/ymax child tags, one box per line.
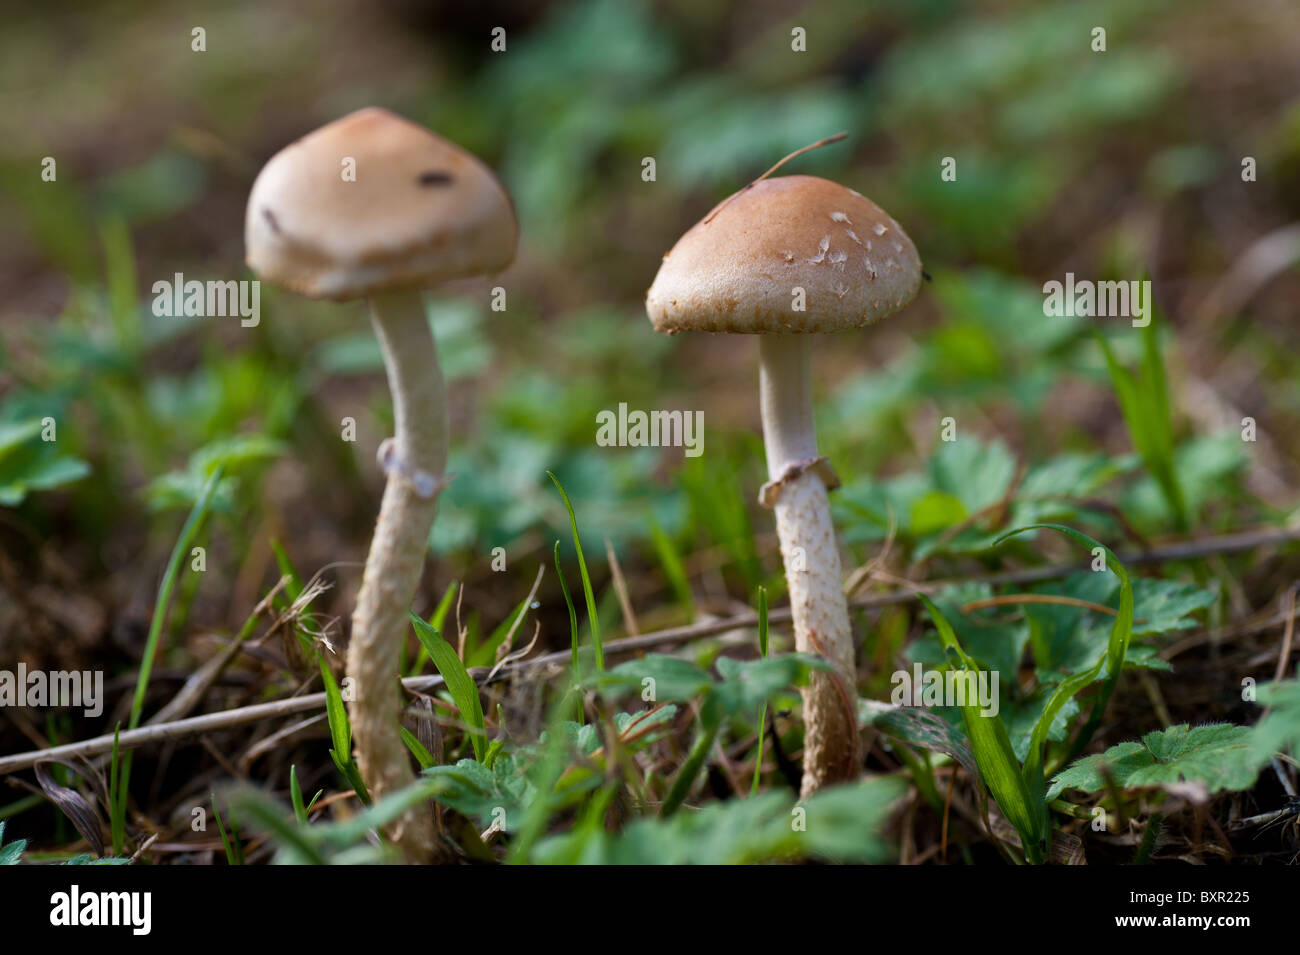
<box><xmin>646</xmin><ymin>163</ymin><xmax>921</xmax><ymax>795</ymax></box>
<box><xmin>347</xmin><ymin>290</ymin><xmax>446</xmax><ymax>857</ymax></box>
<box><xmin>245</xmin><ymin>108</ymin><xmax>516</xmax><ymax>860</ymax></box>
<box><xmin>758</xmin><ymin>334</ymin><xmax>857</xmax><ymax>792</ymax></box>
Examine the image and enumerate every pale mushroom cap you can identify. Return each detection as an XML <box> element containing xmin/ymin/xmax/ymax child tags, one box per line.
<box><xmin>245</xmin><ymin>107</ymin><xmax>518</xmax><ymax>300</ymax></box>
<box><xmin>646</xmin><ymin>175</ymin><xmax>921</xmax><ymax>334</ymax></box>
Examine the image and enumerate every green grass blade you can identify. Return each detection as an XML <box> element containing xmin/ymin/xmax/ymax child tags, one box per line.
<box><xmin>108</xmin><ymin>723</ymin><xmax>124</xmax><ymax>856</ymax></box>
<box><xmin>289</xmin><ymin>765</ymin><xmax>309</xmax><ymax>825</ymax></box>
<box><xmin>411</xmin><ymin>613</ymin><xmax>487</xmax><ymax>761</ymax></box>
<box><xmin>649</xmin><ymin>517</ymin><xmax>695</xmax><ymax>620</ymax></box>
<box><xmin>225</xmin><ymin>788</ymin><xmax>328</xmax><ymax>864</ymax></box>
<box><xmin>211</xmin><ymin>794</ymin><xmax>243</xmax><ymax>865</ymax></box>
<box><xmin>130</xmin><ymin>465</ymin><xmax>224</xmax><ymax>728</ymax></box>
<box><xmin>554</xmin><ymin>539</ymin><xmax>580</xmax><ymax>669</ymax></box>
<box><xmin>318</xmin><ymin>655</ymin><xmax>351</xmax><ymax>760</ymax></box>
<box><xmin>410</xmin><ymin>579</ymin><xmax>459</xmax><ymax>676</ymax></box>
<box><xmin>116</xmin><ymin>465</ymin><xmax>224</xmax><ymax>841</ymax></box>
<box><xmin>994</xmin><ymin>523</ymin><xmax>1135</xmax><ymax>765</ymax></box>
<box><xmin>751</xmin><ymin>586</ymin><xmax>769</xmax><ymax>796</ymax></box>
<box><xmin>548</xmin><ymin>471</ymin><xmax>603</xmax><ymax>670</ymax></box>
<box><xmin>918</xmin><ymin>594</ymin><xmax>1047</xmax><ymax>862</ymax></box>
<box><xmin>400</xmin><ymin>726</ymin><xmax>437</xmax><ymax>770</ymax></box>
<box><xmin>1096</xmin><ymin>327</ymin><xmax>1187</xmax><ymax>530</ymax></box>
<box><xmin>662</xmin><ymin>723</ymin><xmax>719</xmax><ymax>817</ymax></box>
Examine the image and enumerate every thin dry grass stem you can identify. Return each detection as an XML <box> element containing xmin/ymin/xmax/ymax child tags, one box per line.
<box><xmin>703</xmin><ymin>132</ymin><xmax>848</xmax><ymax>224</ymax></box>
<box><xmin>606</xmin><ymin>537</ymin><xmax>640</xmax><ymax>636</ymax></box>
<box><xmin>148</xmin><ymin>576</ymin><xmax>291</xmax><ymax>727</ymax></box>
<box><xmin>1271</xmin><ymin>584</ymin><xmax>1298</xmax><ymax>684</ymax></box>
<box><xmin>844</xmin><ymin>506</ymin><xmax>898</xmax><ymax>598</ymax></box>
<box><xmin>1137</xmin><ymin>669</ymin><xmax>1174</xmax><ymax>728</ymax></box>
<box><xmin>238</xmin><ymin>714</ymin><xmax>327</xmax><ymax>770</ymax></box>
<box><xmin>494</xmin><ymin>565</ymin><xmax>546</xmax><ymax>664</ymax></box>
<box><xmin>960</xmin><ymin>593</ymin><xmax>1132</xmax><ymax>618</ymax></box>
<box><xmin>454</xmin><ymin>582</ymin><xmax>467</xmax><ymax>660</ymax></box>
<box><xmin>941</xmin><ymin>766</ymin><xmax>956</xmax><ymax>864</ymax></box>
<box><xmin>128</xmin><ymin>832</ymin><xmax>159</xmax><ymax>864</ymax></box>
<box><xmin>489</xmin><ymin>621</ymin><xmax>541</xmax><ymax>681</ymax></box>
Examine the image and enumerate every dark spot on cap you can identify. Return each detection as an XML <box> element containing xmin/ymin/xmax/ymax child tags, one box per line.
<box><xmin>262</xmin><ymin>208</ymin><xmax>281</xmax><ymax>234</ymax></box>
<box><xmin>417</xmin><ymin>170</ymin><xmax>454</xmax><ymax>187</ymax></box>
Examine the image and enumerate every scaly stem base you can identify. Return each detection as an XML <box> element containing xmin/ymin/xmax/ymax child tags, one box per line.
<box><xmin>759</xmin><ymin>335</ymin><xmax>859</xmax><ymax>796</ymax></box>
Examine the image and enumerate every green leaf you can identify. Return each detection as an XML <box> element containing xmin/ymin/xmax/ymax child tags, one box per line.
<box><xmin>711</xmin><ymin>655</ymin><xmax>827</xmax><ymax>717</ymax></box>
<box><xmin>906</xmin><ymin>581</ymin><xmax>1029</xmax><ymax>679</ymax></box>
<box><xmin>597</xmin><ymin>652</ymin><xmax>825</xmax><ymax>723</ymax></box>
<box><xmin>1002</xmin><ymin>690</ymin><xmax>1079</xmax><ymax>763</ymax></box>
<box><xmin>1130</xmin><ymin>578</ymin><xmax>1216</xmax><ymax>636</ymax></box>
<box><xmin>598</xmin><ymin>655</ymin><xmax>713</xmax><ymax>703</ymax></box>
<box><xmin>1250</xmin><ymin>679</ymin><xmax>1300</xmax><ymax>763</ymax></box>
<box><xmin>411</xmin><ymin>613</ymin><xmax>487</xmax><ymax>761</ymax></box>
<box><xmin>1047</xmin><ymin>724</ymin><xmax>1261</xmax><ymax>799</ymax></box>
<box><xmin>0</xmin><ymin>821</ymin><xmax>27</xmax><ymax>865</ymax></box>
<box><xmin>0</xmin><ymin>418</ymin><xmax>91</xmax><ymax>506</ymax></box>
<box><xmin>910</xmin><ymin>490</ymin><xmax>967</xmax><ymax>537</ymax></box>
<box><xmin>423</xmin><ymin>758</ymin><xmax>522</xmax><ymax>823</ymax></box>
<box><xmin>533</xmin><ymin>777</ymin><xmax>903</xmax><ymax>865</ymax></box>
<box><xmin>61</xmin><ymin>854</ymin><xmax>129</xmax><ymax>865</ymax></box>
<box><xmin>211</xmin><ymin>794</ymin><xmax>243</xmax><ymax>865</ymax></box>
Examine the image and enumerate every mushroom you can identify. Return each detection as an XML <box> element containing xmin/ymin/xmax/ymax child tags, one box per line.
<box><xmin>245</xmin><ymin>107</ymin><xmax>517</xmax><ymax>859</ymax></box>
<box><xmin>645</xmin><ymin>172</ymin><xmax>921</xmax><ymax>794</ymax></box>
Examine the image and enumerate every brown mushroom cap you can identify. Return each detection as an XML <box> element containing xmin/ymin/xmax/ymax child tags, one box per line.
<box><xmin>245</xmin><ymin>107</ymin><xmax>517</xmax><ymax>301</ymax></box>
<box><xmin>646</xmin><ymin>175</ymin><xmax>921</xmax><ymax>334</ymax></box>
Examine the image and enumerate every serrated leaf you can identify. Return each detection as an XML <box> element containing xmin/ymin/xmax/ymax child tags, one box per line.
<box><xmin>1047</xmin><ymin>723</ymin><xmax>1261</xmax><ymax>799</ymax></box>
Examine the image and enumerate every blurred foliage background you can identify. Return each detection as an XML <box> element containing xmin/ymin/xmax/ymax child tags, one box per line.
<box><xmin>1</xmin><ymin>0</ymin><xmax>1298</xmax><ymax>682</ymax></box>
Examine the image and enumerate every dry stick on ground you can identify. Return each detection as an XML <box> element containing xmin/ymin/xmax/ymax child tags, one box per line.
<box><xmin>2</xmin><ymin>524</ymin><xmax>1297</xmax><ymax>777</ymax></box>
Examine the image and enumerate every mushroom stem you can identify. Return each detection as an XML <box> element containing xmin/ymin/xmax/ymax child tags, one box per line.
<box><xmin>348</xmin><ymin>288</ymin><xmax>445</xmax><ymax>862</ymax></box>
<box><xmin>758</xmin><ymin>334</ymin><xmax>859</xmax><ymax>795</ymax></box>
